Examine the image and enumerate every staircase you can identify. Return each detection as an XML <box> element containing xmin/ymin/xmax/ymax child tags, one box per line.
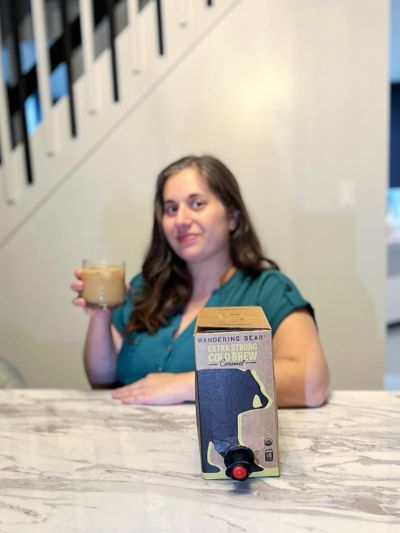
<box><xmin>0</xmin><ymin>0</ymin><xmax>239</xmax><ymax>249</ymax></box>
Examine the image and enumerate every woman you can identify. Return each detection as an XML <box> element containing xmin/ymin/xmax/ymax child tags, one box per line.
<box><xmin>72</xmin><ymin>155</ymin><xmax>329</xmax><ymax>407</ymax></box>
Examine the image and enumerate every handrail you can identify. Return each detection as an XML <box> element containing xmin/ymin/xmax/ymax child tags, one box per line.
<box><xmin>0</xmin><ymin>0</ymin><xmax>218</xmax><ymax>202</ymax></box>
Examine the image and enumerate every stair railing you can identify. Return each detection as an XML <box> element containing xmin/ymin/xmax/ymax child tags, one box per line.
<box><xmin>0</xmin><ymin>0</ymin><xmax>215</xmax><ymax>206</ymax></box>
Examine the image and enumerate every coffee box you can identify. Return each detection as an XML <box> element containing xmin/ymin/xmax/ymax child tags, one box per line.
<box><xmin>194</xmin><ymin>306</ymin><xmax>279</xmax><ymax>480</ymax></box>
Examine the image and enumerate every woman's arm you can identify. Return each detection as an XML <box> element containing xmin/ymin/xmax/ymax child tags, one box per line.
<box><xmin>83</xmin><ymin>312</ymin><xmax>122</xmax><ymax>387</ymax></box>
<box><xmin>272</xmin><ymin>309</ymin><xmax>330</xmax><ymax>408</ymax></box>
<box><xmin>111</xmin><ymin>371</ymin><xmax>195</xmax><ymax>404</ymax></box>
<box><xmin>71</xmin><ymin>269</ymin><xmax>122</xmax><ymax>387</ymax></box>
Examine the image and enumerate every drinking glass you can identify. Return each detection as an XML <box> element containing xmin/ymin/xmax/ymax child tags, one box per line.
<box><xmin>81</xmin><ymin>259</ymin><xmax>125</xmax><ymax>309</ymax></box>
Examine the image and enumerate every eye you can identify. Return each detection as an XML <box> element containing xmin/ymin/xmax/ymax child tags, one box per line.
<box><xmin>191</xmin><ymin>198</ymin><xmax>206</xmax><ymax>210</ymax></box>
<box><xmin>163</xmin><ymin>203</ymin><xmax>177</xmax><ymax>216</ymax></box>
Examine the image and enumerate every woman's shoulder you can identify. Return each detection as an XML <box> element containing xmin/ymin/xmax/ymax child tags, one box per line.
<box><xmin>256</xmin><ymin>268</ymin><xmax>289</xmax><ymax>282</ymax></box>
<box><xmin>236</xmin><ymin>268</ymin><xmax>311</xmax><ymax>311</ymax></box>
<box><xmin>129</xmin><ymin>272</ymin><xmax>143</xmax><ymax>287</ymax></box>
<box><xmin>253</xmin><ymin>269</ymin><xmax>314</xmax><ymax>330</ymax></box>
<box><xmin>127</xmin><ymin>273</ymin><xmax>147</xmax><ymax>295</ymax></box>
<box><xmin>240</xmin><ymin>268</ymin><xmax>295</xmax><ymax>289</ymax></box>
<box><xmin>253</xmin><ymin>268</ymin><xmax>305</xmax><ymax>297</ymax></box>
<box><xmin>129</xmin><ymin>273</ymin><xmax>143</xmax><ymax>287</ymax></box>
<box><xmin>112</xmin><ymin>273</ymin><xmax>143</xmax><ymax>332</ymax></box>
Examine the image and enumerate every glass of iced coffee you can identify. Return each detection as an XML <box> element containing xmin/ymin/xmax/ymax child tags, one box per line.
<box><xmin>81</xmin><ymin>260</ymin><xmax>125</xmax><ymax>309</ymax></box>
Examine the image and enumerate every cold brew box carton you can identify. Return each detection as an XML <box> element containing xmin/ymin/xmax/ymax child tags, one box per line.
<box><xmin>194</xmin><ymin>306</ymin><xmax>279</xmax><ymax>481</ymax></box>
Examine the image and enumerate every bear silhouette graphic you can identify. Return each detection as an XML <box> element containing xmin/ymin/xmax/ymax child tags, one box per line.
<box><xmin>197</xmin><ymin>368</ymin><xmax>269</xmax><ymax>473</ymax></box>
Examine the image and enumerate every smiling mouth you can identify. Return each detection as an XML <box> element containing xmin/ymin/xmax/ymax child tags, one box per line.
<box><xmin>177</xmin><ymin>234</ymin><xmax>199</xmax><ymax>244</ymax></box>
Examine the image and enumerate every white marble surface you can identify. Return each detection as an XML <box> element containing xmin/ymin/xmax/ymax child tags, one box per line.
<box><xmin>0</xmin><ymin>390</ymin><xmax>399</xmax><ymax>532</ymax></box>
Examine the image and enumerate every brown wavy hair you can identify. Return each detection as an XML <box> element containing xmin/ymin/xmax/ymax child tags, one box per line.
<box><xmin>123</xmin><ymin>155</ymin><xmax>279</xmax><ymax>336</ymax></box>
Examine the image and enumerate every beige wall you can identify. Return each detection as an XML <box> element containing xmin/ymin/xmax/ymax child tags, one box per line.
<box><xmin>0</xmin><ymin>0</ymin><xmax>388</xmax><ymax>389</ymax></box>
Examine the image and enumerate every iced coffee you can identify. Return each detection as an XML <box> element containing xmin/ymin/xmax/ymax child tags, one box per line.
<box><xmin>81</xmin><ymin>260</ymin><xmax>125</xmax><ymax>309</ymax></box>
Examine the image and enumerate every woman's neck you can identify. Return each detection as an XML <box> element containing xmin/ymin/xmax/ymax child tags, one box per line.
<box><xmin>189</xmin><ymin>259</ymin><xmax>236</xmax><ymax>299</ymax></box>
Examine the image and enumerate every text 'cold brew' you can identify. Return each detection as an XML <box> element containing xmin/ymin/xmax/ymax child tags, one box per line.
<box><xmin>194</xmin><ymin>306</ymin><xmax>279</xmax><ymax>481</ymax></box>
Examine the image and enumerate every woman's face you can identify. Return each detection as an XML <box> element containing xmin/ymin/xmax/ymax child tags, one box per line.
<box><xmin>161</xmin><ymin>166</ymin><xmax>237</xmax><ymax>268</ymax></box>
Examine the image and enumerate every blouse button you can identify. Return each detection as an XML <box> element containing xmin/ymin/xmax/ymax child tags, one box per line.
<box><xmin>157</xmin><ymin>366</ymin><xmax>163</xmax><ymax>372</ymax></box>
<box><xmin>163</xmin><ymin>343</ymin><xmax>172</xmax><ymax>352</ymax></box>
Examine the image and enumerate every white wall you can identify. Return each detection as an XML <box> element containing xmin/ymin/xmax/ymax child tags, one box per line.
<box><xmin>0</xmin><ymin>0</ymin><xmax>388</xmax><ymax>390</ymax></box>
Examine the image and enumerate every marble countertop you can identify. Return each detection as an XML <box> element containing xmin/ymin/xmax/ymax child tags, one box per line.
<box><xmin>0</xmin><ymin>390</ymin><xmax>399</xmax><ymax>532</ymax></box>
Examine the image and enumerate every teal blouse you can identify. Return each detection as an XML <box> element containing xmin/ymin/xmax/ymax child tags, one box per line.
<box><xmin>112</xmin><ymin>269</ymin><xmax>313</xmax><ymax>385</ymax></box>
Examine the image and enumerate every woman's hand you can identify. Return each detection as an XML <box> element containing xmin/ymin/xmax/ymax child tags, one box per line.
<box><xmin>111</xmin><ymin>372</ymin><xmax>195</xmax><ymax>405</ymax></box>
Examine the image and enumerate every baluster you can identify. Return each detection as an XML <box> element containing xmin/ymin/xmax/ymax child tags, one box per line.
<box><xmin>8</xmin><ymin>0</ymin><xmax>34</xmax><ymax>184</ymax></box>
<box><xmin>79</xmin><ymin>0</ymin><xmax>98</xmax><ymax>114</ymax></box>
<box><xmin>178</xmin><ymin>0</ymin><xmax>189</xmax><ymax>28</ymax></box>
<box><xmin>31</xmin><ymin>0</ymin><xmax>57</xmax><ymax>155</ymax></box>
<box><xmin>105</xmin><ymin>0</ymin><xmax>119</xmax><ymax>102</ymax></box>
<box><xmin>127</xmin><ymin>0</ymin><xmax>143</xmax><ymax>74</ymax></box>
<box><xmin>0</xmin><ymin>25</ymin><xmax>19</xmax><ymax>203</ymax></box>
<box><xmin>155</xmin><ymin>0</ymin><xmax>164</xmax><ymax>56</ymax></box>
<box><xmin>60</xmin><ymin>0</ymin><xmax>77</xmax><ymax>137</ymax></box>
